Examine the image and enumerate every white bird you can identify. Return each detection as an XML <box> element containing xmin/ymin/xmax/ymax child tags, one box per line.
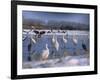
<box><xmin>41</xmin><ymin>44</ymin><xmax>49</xmax><ymax>60</ymax></box>
<box><xmin>54</xmin><ymin>36</ymin><xmax>59</xmax><ymax>51</ymax></box>
<box><xmin>52</xmin><ymin>34</ymin><xmax>56</xmax><ymax>43</ymax></box>
<box><xmin>52</xmin><ymin>32</ymin><xmax>59</xmax><ymax>51</ymax></box>
<box><xmin>62</xmin><ymin>35</ymin><xmax>67</xmax><ymax>43</ymax></box>
<box><xmin>73</xmin><ymin>36</ymin><xmax>78</xmax><ymax>45</ymax></box>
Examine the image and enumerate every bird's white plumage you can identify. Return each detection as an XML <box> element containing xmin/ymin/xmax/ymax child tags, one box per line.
<box><xmin>54</xmin><ymin>37</ymin><xmax>59</xmax><ymax>51</ymax></box>
<box><xmin>52</xmin><ymin>36</ymin><xmax>55</xmax><ymax>43</ymax></box>
<box><xmin>63</xmin><ymin>35</ymin><xmax>67</xmax><ymax>43</ymax></box>
<box><xmin>41</xmin><ymin>44</ymin><xmax>49</xmax><ymax>60</ymax></box>
<box><xmin>73</xmin><ymin>33</ymin><xmax>78</xmax><ymax>45</ymax></box>
<box><xmin>73</xmin><ymin>34</ymin><xmax>78</xmax><ymax>45</ymax></box>
<box><xmin>52</xmin><ymin>33</ymin><xmax>59</xmax><ymax>51</ymax></box>
<box><xmin>73</xmin><ymin>38</ymin><xmax>78</xmax><ymax>45</ymax></box>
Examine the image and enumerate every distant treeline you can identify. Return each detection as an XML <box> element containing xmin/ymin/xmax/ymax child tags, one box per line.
<box><xmin>23</xmin><ymin>19</ymin><xmax>89</xmax><ymax>30</ymax></box>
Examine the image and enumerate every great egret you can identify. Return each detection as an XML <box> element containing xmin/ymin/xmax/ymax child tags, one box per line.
<box><xmin>54</xmin><ymin>36</ymin><xmax>59</xmax><ymax>51</ymax></box>
<box><xmin>62</xmin><ymin>35</ymin><xmax>68</xmax><ymax>57</ymax></box>
<box><xmin>28</xmin><ymin>38</ymin><xmax>32</xmax><ymax>52</ymax></box>
<box><xmin>73</xmin><ymin>36</ymin><xmax>78</xmax><ymax>45</ymax></box>
<box><xmin>52</xmin><ymin>34</ymin><xmax>56</xmax><ymax>43</ymax></box>
<box><xmin>62</xmin><ymin>32</ymin><xmax>68</xmax><ymax>57</ymax></box>
<box><xmin>52</xmin><ymin>33</ymin><xmax>59</xmax><ymax>51</ymax></box>
<box><xmin>62</xmin><ymin>35</ymin><xmax>67</xmax><ymax>44</ymax></box>
<box><xmin>27</xmin><ymin>38</ymin><xmax>32</xmax><ymax>61</ymax></box>
<box><xmin>41</xmin><ymin>44</ymin><xmax>49</xmax><ymax>60</ymax></box>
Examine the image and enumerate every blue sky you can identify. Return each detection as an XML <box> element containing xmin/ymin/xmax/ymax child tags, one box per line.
<box><xmin>23</xmin><ymin>11</ymin><xmax>89</xmax><ymax>25</ymax></box>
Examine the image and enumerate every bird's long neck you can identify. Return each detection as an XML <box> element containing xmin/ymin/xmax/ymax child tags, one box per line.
<box><xmin>63</xmin><ymin>35</ymin><xmax>65</xmax><ymax>39</ymax></box>
<box><xmin>55</xmin><ymin>37</ymin><xmax>58</xmax><ymax>44</ymax></box>
<box><xmin>46</xmin><ymin>44</ymin><xmax>48</xmax><ymax>49</ymax></box>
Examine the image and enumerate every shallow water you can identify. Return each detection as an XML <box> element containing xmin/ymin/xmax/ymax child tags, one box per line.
<box><xmin>23</xmin><ymin>55</ymin><xmax>89</xmax><ymax>68</ymax></box>
<box><xmin>22</xmin><ymin>30</ymin><xmax>89</xmax><ymax>62</ymax></box>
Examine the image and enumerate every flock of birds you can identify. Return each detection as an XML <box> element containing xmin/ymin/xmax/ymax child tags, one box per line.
<box><xmin>23</xmin><ymin>29</ymin><xmax>88</xmax><ymax>62</ymax></box>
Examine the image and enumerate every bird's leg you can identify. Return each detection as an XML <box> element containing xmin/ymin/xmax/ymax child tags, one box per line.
<box><xmin>28</xmin><ymin>51</ymin><xmax>32</xmax><ymax>61</ymax></box>
<box><xmin>28</xmin><ymin>56</ymin><xmax>31</xmax><ymax>61</ymax></box>
<box><xmin>51</xmin><ymin>50</ymin><xmax>54</xmax><ymax>59</ymax></box>
<box><xmin>52</xmin><ymin>47</ymin><xmax>56</xmax><ymax>59</ymax></box>
<box><xmin>27</xmin><ymin>38</ymin><xmax>32</xmax><ymax>62</ymax></box>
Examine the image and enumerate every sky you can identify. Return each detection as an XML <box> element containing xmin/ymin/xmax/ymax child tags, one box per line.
<box><xmin>22</xmin><ymin>11</ymin><xmax>89</xmax><ymax>25</ymax></box>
